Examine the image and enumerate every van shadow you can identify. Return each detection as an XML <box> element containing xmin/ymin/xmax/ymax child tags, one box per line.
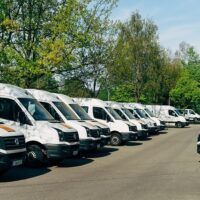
<box><xmin>0</xmin><ymin>166</ymin><xmax>51</xmax><ymax>182</ymax></box>
<box><xmin>125</xmin><ymin>142</ymin><xmax>143</xmax><ymax>146</ymax></box>
<box><xmin>159</xmin><ymin>131</ymin><xmax>168</xmax><ymax>134</ymax></box>
<box><xmin>55</xmin><ymin>157</ymin><xmax>94</xmax><ymax>168</ymax></box>
<box><xmin>139</xmin><ymin>137</ymin><xmax>152</xmax><ymax>141</ymax></box>
<box><xmin>83</xmin><ymin>147</ymin><xmax>119</xmax><ymax>159</ymax></box>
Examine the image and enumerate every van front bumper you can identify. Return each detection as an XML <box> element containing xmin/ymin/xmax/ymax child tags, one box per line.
<box><xmin>45</xmin><ymin>143</ymin><xmax>80</xmax><ymax>159</ymax></box>
<box><xmin>0</xmin><ymin>154</ymin><xmax>11</xmax><ymax>172</ymax></box>
<box><xmin>137</xmin><ymin>130</ymin><xmax>149</xmax><ymax>139</ymax></box>
<box><xmin>121</xmin><ymin>132</ymin><xmax>138</xmax><ymax>142</ymax></box>
<box><xmin>185</xmin><ymin>121</ymin><xmax>190</xmax><ymax>126</ymax></box>
<box><xmin>80</xmin><ymin>139</ymin><xmax>101</xmax><ymax>151</ymax></box>
<box><xmin>148</xmin><ymin>127</ymin><xmax>158</xmax><ymax>134</ymax></box>
<box><xmin>0</xmin><ymin>152</ymin><xmax>25</xmax><ymax>173</ymax></box>
<box><xmin>158</xmin><ymin>125</ymin><xmax>166</xmax><ymax>131</ymax></box>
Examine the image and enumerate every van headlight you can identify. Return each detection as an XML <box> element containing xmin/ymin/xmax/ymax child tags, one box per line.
<box><xmin>85</xmin><ymin>127</ymin><xmax>91</xmax><ymax>137</ymax></box>
<box><xmin>54</xmin><ymin>128</ymin><xmax>65</xmax><ymax>141</ymax></box>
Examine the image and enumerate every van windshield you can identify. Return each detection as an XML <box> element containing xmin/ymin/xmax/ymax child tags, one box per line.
<box><xmin>105</xmin><ymin>107</ymin><xmax>122</xmax><ymax>120</ymax></box>
<box><xmin>189</xmin><ymin>110</ymin><xmax>195</xmax><ymax>115</ymax></box>
<box><xmin>144</xmin><ymin>108</ymin><xmax>155</xmax><ymax>117</ymax></box>
<box><xmin>69</xmin><ymin>104</ymin><xmax>92</xmax><ymax>120</ymax></box>
<box><xmin>19</xmin><ymin>98</ymin><xmax>55</xmax><ymax>121</ymax></box>
<box><xmin>53</xmin><ymin>101</ymin><xmax>79</xmax><ymax>120</ymax></box>
<box><xmin>175</xmin><ymin>110</ymin><xmax>181</xmax><ymax>116</ymax></box>
<box><xmin>114</xmin><ymin>109</ymin><xmax>128</xmax><ymax>121</ymax></box>
<box><xmin>135</xmin><ymin>109</ymin><xmax>147</xmax><ymax>118</ymax></box>
<box><xmin>121</xmin><ymin>108</ymin><xmax>135</xmax><ymax>119</ymax></box>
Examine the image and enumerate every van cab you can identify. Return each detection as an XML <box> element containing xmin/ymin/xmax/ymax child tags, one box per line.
<box><xmin>27</xmin><ymin>89</ymin><xmax>102</xmax><ymax>151</ymax></box>
<box><xmin>183</xmin><ymin>109</ymin><xmax>200</xmax><ymax>122</ymax></box>
<box><xmin>54</xmin><ymin>94</ymin><xmax>111</xmax><ymax>147</ymax></box>
<box><xmin>146</xmin><ymin>105</ymin><xmax>188</xmax><ymax>128</ymax></box>
<box><xmin>125</xmin><ymin>103</ymin><xmax>158</xmax><ymax>134</ymax></box>
<box><xmin>129</xmin><ymin>103</ymin><xmax>165</xmax><ymax>131</ymax></box>
<box><xmin>74</xmin><ymin>98</ymin><xmax>138</xmax><ymax>146</ymax></box>
<box><xmin>0</xmin><ymin>122</ymin><xmax>26</xmax><ymax>174</ymax></box>
<box><xmin>108</xmin><ymin>102</ymin><xmax>149</xmax><ymax>139</ymax></box>
<box><xmin>0</xmin><ymin>84</ymin><xmax>80</xmax><ymax>166</ymax></box>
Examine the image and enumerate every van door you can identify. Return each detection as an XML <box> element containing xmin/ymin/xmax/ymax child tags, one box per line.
<box><xmin>0</xmin><ymin>98</ymin><xmax>32</xmax><ymax>135</ymax></box>
<box><xmin>92</xmin><ymin>107</ymin><xmax>113</xmax><ymax>126</ymax></box>
<box><xmin>168</xmin><ymin>110</ymin><xmax>177</xmax><ymax>122</ymax></box>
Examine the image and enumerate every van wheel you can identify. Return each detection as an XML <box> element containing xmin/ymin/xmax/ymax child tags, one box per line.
<box><xmin>26</xmin><ymin>145</ymin><xmax>46</xmax><ymax>167</ymax></box>
<box><xmin>110</xmin><ymin>134</ymin><xmax>122</xmax><ymax>146</ymax></box>
<box><xmin>176</xmin><ymin>122</ymin><xmax>183</xmax><ymax>128</ymax></box>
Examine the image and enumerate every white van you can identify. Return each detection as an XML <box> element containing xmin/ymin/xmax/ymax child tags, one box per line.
<box><xmin>183</xmin><ymin>109</ymin><xmax>200</xmax><ymax>122</ymax></box>
<box><xmin>27</xmin><ymin>89</ymin><xmax>102</xmax><ymax>151</ymax></box>
<box><xmin>129</xmin><ymin>103</ymin><xmax>165</xmax><ymax>131</ymax></box>
<box><xmin>54</xmin><ymin>94</ymin><xmax>111</xmax><ymax>147</ymax></box>
<box><xmin>146</xmin><ymin>105</ymin><xmax>188</xmax><ymax>128</ymax></box>
<box><xmin>74</xmin><ymin>98</ymin><xmax>138</xmax><ymax>146</ymax></box>
<box><xmin>0</xmin><ymin>84</ymin><xmax>80</xmax><ymax>166</ymax></box>
<box><xmin>0</xmin><ymin>122</ymin><xmax>26</xmax><ymax>174</ymax></box>
<box><xmin>106</xmin><ymin>102</ymin><xmax>149</xmax><ymax>139</ymax></box>
<box><xmin>125</xmin><ymin>103</ymin><xmax>158</xmax><ymax>134</ymax></box>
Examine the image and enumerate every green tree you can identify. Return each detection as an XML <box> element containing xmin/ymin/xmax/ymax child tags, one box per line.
<box><xmin>170</xmin><ymin>70</ymin><xmax>200</xmax><ymax>112</ymax></box>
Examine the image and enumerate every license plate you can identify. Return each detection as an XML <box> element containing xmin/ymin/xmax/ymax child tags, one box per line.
<box><xmin>97</xmin><ymin>144</ymin><xmax>101</xmax><ymax>149</ymax></box>
<box><xmin>12</xmin><ymin>160</ymin><xmax>23</xmax><ymax>166</ymax></box>
<box><xmin>73</xmin><ymin>150</ymin><xmax>78</xmax><ymax>156</ymax></box>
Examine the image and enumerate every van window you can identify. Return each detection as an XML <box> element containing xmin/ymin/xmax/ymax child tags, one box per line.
<box><xmin>114</xmin><ymin>109</ymin><xmax>127</xmax><ymax>120</ymax></box>
<box><xmin>189</xmin><ymin>110</ymin><xmax>195</xmax><ymax>115</ymax></box>
<box><xmin>40</xmin><ymin>102</ymin><xmax>63</xmax><ymax>122</ymax></box>
<box><xmin>168</xmin><ymin>110</ymin><xmax>177</xmax><ymax>117</ymax></box>
<box><xmin>0</xmin><ymin>98</ymin><xmax>31</xmax><ymax>124</ymax></box>
<box><xmin>122</xmin><ymin>108</ymin><xmax>135</xmax><ymax>119</ymax></box>
<box><xmin>82</xmin><ymin>106</ymin><xmax>88</xmax><ymax>113</ymax></box>
<box><xmin>69</xmin><ymin>104</ymin><xmax>91</xmax><ymax>120</ymax></box>
<box><xmin>53</xmin><ymin>101</ymin><xmax>79</xmax><ymax>120</ymax></box>
<box><xmin>19</xmin><ymin>98</ymin><xmax>55</xmax><ymax>122</ymax></box>
<box><xmin>129</xmin><ymin>109</ymin><xmax>140</xmax><ymax>119</ymax></box>
<box><xmin>105</xmin><ymin>107</ymin><xmax>122</xmax><ymax>120</ymax></box>
<box><xmin>93</xmin><ymin>107</ymin><xmax>111</xmax><ymax>121</ymax></box>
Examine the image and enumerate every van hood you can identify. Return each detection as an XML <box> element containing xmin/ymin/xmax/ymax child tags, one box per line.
<box><xmin>67</xmin><ymin>120</ymin><xmax>99</xmax><ymax>130</ymax></box>
<box><xmin>84</xmin><ymin>120</ymin><xmax>109</xmax><ymax>129</ymax></box>
<box><xmin>36</xmin><ymin>121</ymin><xmax>77</xmax><ymax>132</ymax></box>
<box><xmin>0</xmin><ymin>123</ymin><xmax>24</xmax><ymax>137</ymax></box>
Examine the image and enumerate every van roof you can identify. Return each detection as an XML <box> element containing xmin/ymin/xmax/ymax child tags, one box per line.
<box><xmin>129</xmin><ymin>103</ymin><xmax>144</xmax><ymax>109</ymax></box>
<box><xmin>26</xmin><ymin>89</ymin><xmax>60</xmax><ymax>102</ymax></box>
<box><xmin>105</xmin><ymin>101</ymin><xmax>122</xmax><ymax>109</ymax></box>
<box><xmin>54</xmin><ymin>93</ymin><xmax>76</xmax><ymax>104</ymax></box>
<box><xmin>73</xmin><ymin>98</ymin><xmax>109</xmax><ymax>107</ymax></box>
<box><xmin>0</xmin><ymin>83</ymin><xmax>33</xmax><ymax>98</ymax></box>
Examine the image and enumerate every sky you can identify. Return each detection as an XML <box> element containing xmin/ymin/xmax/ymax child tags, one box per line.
<box><xmin>111</xmin><ymin>0</ymin><xmax>200</xmax><ymax>53</ymax></box>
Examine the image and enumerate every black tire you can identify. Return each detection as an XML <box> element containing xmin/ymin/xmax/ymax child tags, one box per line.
<box><xmin>176</xmin><ymin>122</ymin><xmax>183</xmax><ymax>128</ymax></box>
<box><xmin>110</xmin><ymin>133</ymin><xmax>122</xmax><ymax>146</ymax></box>
<box><xmin>26</xmin><ymin>144</ymin><xmax>46</xmax><ymax>167</ymax></box>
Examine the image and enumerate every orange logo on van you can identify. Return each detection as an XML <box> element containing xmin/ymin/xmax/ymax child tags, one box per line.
<box><xmin>0</xmin><ymin>125</ymin><xmax>15</xmax><ymax>132</ymax></box>
<box><xmin>61</xmin><ymin>123</ymin><xmax>72</xmax><ymax>129</ymax></box>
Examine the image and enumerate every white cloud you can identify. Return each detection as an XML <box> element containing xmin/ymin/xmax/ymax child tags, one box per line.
<box><xmin>159</xmin><ymin>23</ymin><xmax>200</xmax><ymax>52</ymax></box>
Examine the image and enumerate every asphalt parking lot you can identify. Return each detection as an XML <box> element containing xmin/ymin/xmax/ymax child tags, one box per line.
<box><xmin>0</xmin><ymin>125</ymin><xmax>200</xmax><ymax>200</ymax></box>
